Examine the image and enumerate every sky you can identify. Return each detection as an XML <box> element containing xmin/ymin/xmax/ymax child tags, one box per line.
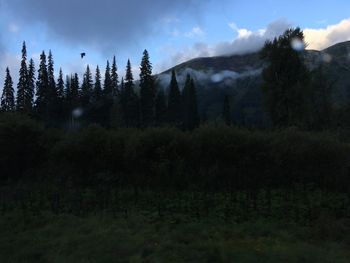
<box><xmin>0</xmin><ymin>0</ymin><xmax>350</xmax><ymax>84</ymax></box>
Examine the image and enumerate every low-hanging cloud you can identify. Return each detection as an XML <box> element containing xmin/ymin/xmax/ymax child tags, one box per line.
<box><xmin>214</xmin><ymin>19</ymin><xmax>290</xmax><ymax>55</ymax></box>
<box><xmin>1</xmin><ymin>0</ymin><xmax>210</xmax><ymax>53</ymax></box>
<box><xmin>157</xmin><ymin>19</ymin><xmax>291</xmax><ymax>72</ymax></box>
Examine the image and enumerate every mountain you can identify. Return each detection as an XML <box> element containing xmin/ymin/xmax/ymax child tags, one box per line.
<box><xmin>156</xmin><ymin>41</ymin><xmax>350</xmax><ymax>126</ymax></box>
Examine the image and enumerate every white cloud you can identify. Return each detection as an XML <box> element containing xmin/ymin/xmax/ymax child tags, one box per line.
<box><xmin>155</xmin><ymin>19</ymin><xmax>290</xmax><ymax>72</ymax></box>
<box><xmin>185</xmin><ymin>27</ymin><xmax>205</xmax><ymax>38</ymax></box>
<box><xmin>304</xmin><ymin>18</ymin><xmax>350</xmax><ymax>50</ymax></box>
<box><xmin>237</xmin><ymin>29</ymin><xmax>253</xmax><ymax>39</ymax></box>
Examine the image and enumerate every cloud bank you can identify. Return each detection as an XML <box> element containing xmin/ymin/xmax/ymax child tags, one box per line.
<box><xmin>158</xmin><ymin>19</ymin><xmax>291</xmax><ymax>71</ymax></box>
<box><xmin>1</xmin><ymin>0</ymin><xmax>209</xmax><ymax>52</ymax></box>
<box><xmin>304</xmin><ymin>18</ymin><xmax>350</xmax><ymax>50</ymax></box>
<box><xmin>158</xmin><ymin>18</ymin><xmax>350</xmax><ymax>72</ymax></box>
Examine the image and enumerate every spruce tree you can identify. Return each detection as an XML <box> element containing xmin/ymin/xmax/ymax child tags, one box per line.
<box><xmin>56</xmin><ymin>68</ymin><xmax>65</xmax><ymax>100</ymax></box>
<box><xmin>167</xmin><ymin>70</ymin><xmax>182</xmax><ymax>126</ymax></box>
<box><xmin>25</xmin><ymin>58</ymin><xmax>35</xmax><ymax>113</ymax></box>
<box><xmin>223</xmin><ymin>95</ymin><xmax>231</xmax><ymax>126</ymax></box>
<box><xmin>111</xmin><ymin>56</ymin><xmax>119</xmax><ymax>97</ymax></box>
<box><xmin>81</xmin><ymin>65</ymin><xmax>93</xmax><ymax>107</ymax></box>
<box><xmin>35</xmin><ymin>51</ymin><xmax>49</xmax><ymax>120</ymax></box>
<box><xmin>90</xmin><ymin>65</ymin><xmax>103</xmax><ymax>125</ymax></box>
<box><xmin>261</xmin><ymin>28</ymin><xmax>310</xmax><ymax>127</ymax></box>
<box><xmin>93</xmin><ymin>65</ymin><xmax>102</xmax><ymax>103</ymax></box>
<box><xmin>47</xmin><ymin>50</ymin><xmax>56</xmax><ymax>98</ymax></box>
<box><xmin>47</xmin><ymin>50</ymin><xmax>59</xmax><ymax>125</ymax></box>
<box><xmin>139</xmin><ymin>49</ymin><xmax>155</xmax><ymax>127</ymax></box>
<box><xmin>63</xmin><ymin>74</ymin><xmax>71</xmax><ymax>119</ymax></box>
<box><xmin>65</xmin><ymin>73</ymin><xmax>80</xmax><ymax>115</ymax></box>
<box><xmin>1</xmin><ymin>68</ymin><xmax>15</xmax><ymax>112</ymax></box>
<box><xmin>56</xmin><ymin>68</ymin><xmax>65</xmax><ymax>123</ymax></box>
<box><xmin>122</xmin><ymin>59</ymin><xmax>139</xmax><ymax>127</ymax></box>
<box><xmin>70</xmin><ymin>73</ymin><xmax>80</xmax><ymax>109</ymax></box>
<box><xmin>16</xmin><ymin>41</ymin><xmax>28</xmax><ymax>112</ymax></box>
<box><xmin>103</xmin><ymin>60</ymin><xmax>112</xmax><ymax>98</ymax></box>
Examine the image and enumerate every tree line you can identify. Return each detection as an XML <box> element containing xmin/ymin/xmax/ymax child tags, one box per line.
<box><xmin>1</xmin><ymin>28</ymin><xmax>350</xmax><ymax>131</ymax></box>
<box><xmin>0</xmin><ymin>43</ymin><xmax>200</xmax><ymax>130</ymax></box>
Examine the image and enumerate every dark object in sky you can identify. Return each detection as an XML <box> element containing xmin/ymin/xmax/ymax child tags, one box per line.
<box><xmin>80</xmin><ymin>53</ymin><xmax>86</xmax><ymax>59</ymax></box>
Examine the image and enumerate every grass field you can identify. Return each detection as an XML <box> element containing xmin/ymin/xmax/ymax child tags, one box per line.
<box><xmin>1</xmin><ymin>210</ymin><xmax>350</xmax><ymax>263</ymax></box>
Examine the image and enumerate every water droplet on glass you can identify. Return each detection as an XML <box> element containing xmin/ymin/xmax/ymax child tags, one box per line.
<box><xmin>290</xmin><ymin>38</ymin><xmax>305</xmax><ymax>52</ymax></box>
<box><xmin>322</xmin><ymin>53</ymin><xmax>332</xmax><ymax>63</ymax></box>
<box><xmin>72</xmin><ymin>108</ymin><xmax>83</xmax><ymax>118</ymax></box>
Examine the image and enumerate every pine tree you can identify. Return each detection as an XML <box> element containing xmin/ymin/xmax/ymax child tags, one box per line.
<box><xmin>35</xmin><ymin>51</ymin><xmax>49</xmax><ymax>120</ymax></box>
<box><xmin>122</xmin><ymin>59</ymin><xmax>139</xmax><ymax>127</ymax></box>
<box><xmin>1</xmin><ymin>68</ymin><xmax>15</xmax><ymax>112</ymax></box>
<box><xmin>111</xmin><ymin>56</ymin><xmax>119</xmax><ymax>97</ymax></box>
<box><xmin>167</xmin><ymin>70</ymin><xmax>182</xmax><ymax>126</ymax></box>
<box><xmin>65</xmin><ymin>73</ymin><xmax>80</xmax><ymax>115</ymax></box>
<box><xmin>25</xmin><ymin>58</ymin><xmax>35</xmax><ymax>114</ymax></box>
<box><xmin>93</xmin><ymin>65</ymin><xmax>102</xmax><ymax>103</ymax></box>
<box><xmin>155</xmin><ymin>87</ymin><xmax>167</xmax><ymax>126</ymax></box>
<box><xmin>56</xmin><ymin>68</ymin><xmax>65</xmax><ymax>100</ymax></box>
<box><xmin>64</xmin><ymin>75</ymin><xmax>71</xmax><ymax>100</ymax></box>
<box><xmin>47</xmin><ymin>50</ymin><xmax>56</xmax><ymax>99</ymax></box>
<box><xmin>47</xmin><ymin>50</ymin><xmax>60</xmax><ymax>125</ymax></box>
<box><xmin>55</xmin><ymin>68</ymin><xmax>65</xmax><ymax>124</ymax></box>
<box><xmin>70</xmin><ymin>73</ymin><xmax>80</xmax><ymax>109</ymax></box>
<box><xmin>223</xmin><ymin>95</ymin><xmax>231</xmax><ymax>126</ymax></box>
<box><xmin>81</xmin><ymin>65</ymin><xmax>93</xmax><ymax>107</ymax></box>
<box><xmin>63</xmin><ymin>74</ymin><xmax>71</xmax><ymax>119</ymax></box>
<box><xmin>182</xmin><ymin>75</ymin><xmax>199</xmax><ymax>130</ymax></box>
<box><xmin>261</xmin><ymin>28</ymin><xmax>311</xmax><ymax>127</ymax></box>
<box><xmin>16</xmin><ymin>41</ymin><xmax>28</xmax><ymax>112</ymax></box>
<box><xmin>103</xmin><ymin>60</ymin><xmax>112</xmax><ymax>98</ymax></box>
<box><xmin>139</xmin><ymin>49</ymin><xmax>155</xmax><ymax>127</ymax></box>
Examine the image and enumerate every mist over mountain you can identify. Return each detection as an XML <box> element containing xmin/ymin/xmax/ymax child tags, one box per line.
<box><xmin>156</xmin><ymin>41</ymin><xmax>350</xmax><ymax>126</ymax></box>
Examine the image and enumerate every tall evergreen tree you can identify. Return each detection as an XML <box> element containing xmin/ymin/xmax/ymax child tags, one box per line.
<box><xmin>167</xmin><ymin>70</ymin><xmax>182</xmax><ymax>126</ymax></box>
<box><xmin>111</xmin><ymin>56</ymin><xmax>119</xmax><ymax>97</ymax></box>
<box><xmin>1</xmin><ymin>68</ymin><xmax>15</xmax><ymax>112</ymax></box>
<box><xmin>222</xmin><ymin>95</ymin><xmax>231</xmax><ymax>126</ymax></box>
<box><xmin>56</xmin><ymin>68</ymin><xmax>65</xmax><ymax>100</ymax></box>
<box><xmin>35</xmin><ymin>51</ymin><xmax>49</xmax><ymax>120</ymax></box>
<box><xmin>93</xmin><ymin>65</ymin><xmax>102</xmax><ymax>102</ymax></box>
<box><xmin>155</xmin><ymin>87</ymin><xmax>167</xmax><ymax>126</ymax></box>
<box><xmin>261</xmin><ymin>28</ymin><xmax>310</xmax><ymax>127</ymax></box>
<box><xmin>81</xmin><ymin>65</ymin><xmax>93</xmax><ymax>107</ymax></box>
<box><xmin>182</xmin><ymin>75</ymin><xmax>199</xmax><ymax>130</ymax></box>
<box><xmin>122</xmin><ymin>59</ymin><xmax>139</xmax><ymax>127</ymax></box>
<box><xmin>47</xmin><ymin>50</ymin><xmax>59</xmax><ymax>125</ymax></box>
<box><xmin>70</xmin><ymin>73</ymin><xmax>80</xmax><ymax>109</ymax></box>
<box><xmin>25</xmin><ymin>58</ymin><xmax>35</xmax><ymax>113</ymax></box>
<box><xmin>139</xmin><ymin>49</ymin><xmax>155</xmax><ymax>127</ymax></box>
<box><xmin>65</xmin><ymin>73</ymin><xmax>80</xmax><ymax>115</ymax></box>
<box><xmin>64</xmin><ymin>75</ymin><xmax>71</xmax><ymax>100</ymax></box>
<box><xmin>47</xmin><ymin>50</ymin><xmax>56</xmax><ymax>98</ymax></box>
<box><xmin>16</xmin><ymin>41</ymin><xmax>28</xmax><ymax>112</ymax></box>
<box><xmin>103</xmin><ymin>60</ymin><xmax>112</xmax><ymax>98</ymax></box>
<box><xmin>55</xmin><ymin>68</ymin><xmax>65</xmax><ymax>123</ymax></box>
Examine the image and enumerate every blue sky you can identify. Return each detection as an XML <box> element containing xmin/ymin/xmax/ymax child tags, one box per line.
<box><xmin>0</xmin><ymin>0</ymin><xmax>350</xmax><ymax>83</ymax></box>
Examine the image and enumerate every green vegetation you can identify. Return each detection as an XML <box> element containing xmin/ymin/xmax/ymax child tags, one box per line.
<box><xmin>1</xmin><ymin>212</ymin><xmax>350</xmax><ymax>263</ymax></box>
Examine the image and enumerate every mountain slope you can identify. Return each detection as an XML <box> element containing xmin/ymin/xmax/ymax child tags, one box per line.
<box><xmin>157</xmin><ymin>41</ymin><xmax>350</xmax><ymax>126</ymax></box>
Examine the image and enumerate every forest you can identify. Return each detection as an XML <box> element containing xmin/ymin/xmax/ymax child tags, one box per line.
<box><xmin>1</xmin><ymin>28</ymin><xmax>350</xmax><ymax>262</ymax></box>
